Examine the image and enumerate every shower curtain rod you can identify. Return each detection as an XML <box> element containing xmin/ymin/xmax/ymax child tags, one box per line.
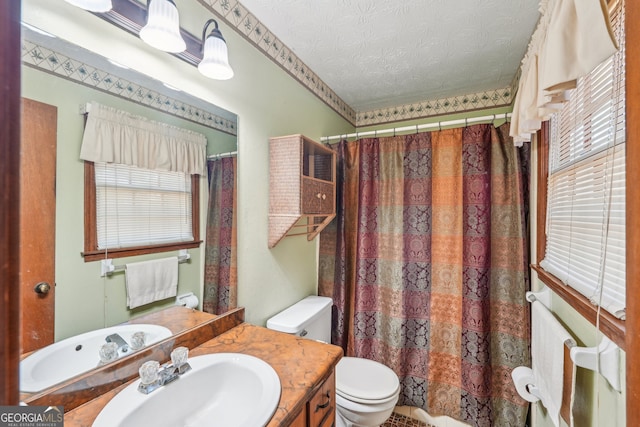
<box><xmin>320</xmin><ymin>112</ymin><xmax>511</xmax><ymax>143</ymax></box>
<box><xmin>207</xmin><ymin>150</ymin><xmax>237</xmax><ymax>159</ymax></box>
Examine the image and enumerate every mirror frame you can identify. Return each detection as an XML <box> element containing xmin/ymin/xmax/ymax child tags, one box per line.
<box><xmin>1</xmin><ymin>0</ymin><xmax>22</xmax><ymax>405</ymax></box>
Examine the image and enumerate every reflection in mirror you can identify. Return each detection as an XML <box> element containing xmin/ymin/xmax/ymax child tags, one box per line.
<box><xmin>19</xmin><ymin>24</ymin><xmax>237</xmax><ymax>395</ymax></box>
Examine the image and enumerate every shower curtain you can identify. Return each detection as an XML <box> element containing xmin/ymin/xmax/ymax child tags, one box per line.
<box><xmin>203</xmin><ymin>157</ymin><xmax>237</xmax><ymax>314</ymax></box>
<box><xmin>318</xmin><ymin>123</ymin><xmax>530</xmax><ymax>426</ymax></box>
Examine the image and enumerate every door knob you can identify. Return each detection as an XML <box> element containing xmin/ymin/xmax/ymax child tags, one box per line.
<box><xmin>34</xmin><ymin>282</ymin><xmax>51</xmax><ymax>294</ymax></box>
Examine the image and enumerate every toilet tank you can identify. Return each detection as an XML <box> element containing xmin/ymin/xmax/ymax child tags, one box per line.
<box><xmin>266</xmin><ymin>296</ymin><xmax>332</xmax><ymax>343</ymax></box>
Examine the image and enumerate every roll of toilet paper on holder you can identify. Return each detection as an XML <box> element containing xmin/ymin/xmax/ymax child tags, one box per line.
<box><xmin>512</xmin><ymin>366</ymin><xmax>541</xmax><ymax>403</ymax></box>
<box><xmin>175</xmin><ymin>292</ymin><xmax>199</xmax><ymax>309</ymax></box>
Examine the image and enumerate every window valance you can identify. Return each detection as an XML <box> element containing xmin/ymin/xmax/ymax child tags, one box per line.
<box><xmin>80</xmin><ymin>101</ymin><xmax>207</xmax><ymax>175</ymax></box>
<box><xmin>510</xmin><ymin>0</ymin><xmax>618</xmax><ymax>145</ymax></box>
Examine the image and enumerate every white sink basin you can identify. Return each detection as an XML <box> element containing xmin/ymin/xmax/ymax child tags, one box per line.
<box><xmin>92</xmin><ymin>353</ymin><xmax>281</xmax><ymax>427</ymax></box>
<box><xmin>20</xmin><ymin>324</ymin><xmax>172</xmax><ymax>392</ymax></box>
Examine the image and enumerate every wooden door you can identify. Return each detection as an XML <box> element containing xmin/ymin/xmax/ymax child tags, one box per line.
<box><xmin>20</xmin><ymin>98</ymin><xmax>57</xmax><ymax>353</ymax></box>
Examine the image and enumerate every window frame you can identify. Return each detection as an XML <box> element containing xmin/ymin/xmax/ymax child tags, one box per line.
<box><xmin>82</xmin><ymin>161</ymin><xmax>201</xmax><ymax>262</ymax></box>
<box><xmin>533</xmin><ymin>122</ymin><xmax>625</xmax><ymax>350</ymax></box>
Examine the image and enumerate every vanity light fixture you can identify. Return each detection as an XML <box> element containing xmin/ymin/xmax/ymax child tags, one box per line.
<box><xmin>139</xmin><ymin>0</ymin><xmax>186</xmax><ymax>53</ymax></box>
<box><xmin>198</xmin><ymin>19</ymin><xmax>234</xmax><ymax>80</ymax></box>
<box><xmin>64</xmin><ymin>0</ymin><xmax>113</xmax><ymax>12</ymax></box>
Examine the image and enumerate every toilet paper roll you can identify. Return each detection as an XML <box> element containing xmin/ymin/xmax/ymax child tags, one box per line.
<box><xmin>511</xmin><ymin>366</ymin><xmax>541</xmax><ymax>403</ymax></box>
<box><xmin>182</xmin><ymin>295</ymin><xmax>199</xmax><ymax>309</ymax></box>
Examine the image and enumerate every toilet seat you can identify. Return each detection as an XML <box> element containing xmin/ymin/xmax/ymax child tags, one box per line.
<box><xmin>335</xmin><ymin>357</ymin><xmax>400</xmax><ymax>405</ymax></box>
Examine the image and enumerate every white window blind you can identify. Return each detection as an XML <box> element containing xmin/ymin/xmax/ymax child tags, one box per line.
<box><xmin>95</xmin><ymin>162</ymin><xmax>193</xmax><ymax>249</ymax></box>
<box><xmin>540</xmin><ymin>3</ymin><xmax>625</xmax><ymax>319</ymax></box>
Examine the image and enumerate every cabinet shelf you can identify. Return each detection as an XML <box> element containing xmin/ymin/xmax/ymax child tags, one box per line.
<box><xmin>268</xmin><ymin>134</ymin><xmax>336</xmax><ymax>248</ymax></box>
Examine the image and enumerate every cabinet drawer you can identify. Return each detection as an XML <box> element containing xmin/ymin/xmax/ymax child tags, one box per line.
<box><xmin>290</xmin><ymin>407</ymin><xmax>307</xmax><ymax>427</ymax></box>
<box><xmin>308</xmin><ymin>371</ymin><xmax>335</xmax><ymax>427</ymax></box>
<box><xmin>302</xmin><ymin>178</ymin><xmax>334</xmax><ymax>214</ymax></box>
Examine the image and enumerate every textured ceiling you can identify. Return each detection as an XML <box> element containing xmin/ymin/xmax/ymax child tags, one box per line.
<box><xmin>236</xmin><ymin>0</ymin><xmax>540</xmax><ymax>113</ymax></box>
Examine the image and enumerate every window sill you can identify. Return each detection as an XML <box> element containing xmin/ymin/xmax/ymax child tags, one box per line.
<box><xmin>82</xmin><ymin>241</ymin><xmax>202</xmax><ymax>262</ymax></box>
<box><xmin>531</xmin><ymin>264</ymin><xmax>625</xmax><ymax>350</ymax></box>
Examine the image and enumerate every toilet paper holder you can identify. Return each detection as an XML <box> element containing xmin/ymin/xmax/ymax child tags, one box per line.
<box><xmin>526</xmin><ymin>287</ymin><xmax>621</xmax><ymax>392</ymax></box>
<box><xmin>175</xmin><ymin>292</ymin><xmax>199</xmax><ymax>309</ymax></box>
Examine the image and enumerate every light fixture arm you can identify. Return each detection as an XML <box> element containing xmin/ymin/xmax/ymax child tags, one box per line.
<box><xmin>198</xmin><ymin>17</ymin><xmax>233</xmax><ymax>80</ymax></box>
<box><xmin>201</xmin><ymin>18</ymin><xmax>225</xmax><ymax>49</ymax></box>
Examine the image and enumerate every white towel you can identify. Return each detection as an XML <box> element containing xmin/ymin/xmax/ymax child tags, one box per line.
<box><xmin>531</xmin><ymin>300</ymin><xmax>575</xmax><ymax>427</ymax></box>
<box><xmin>125</xmin><ymin>257</ymin><xmax>178</xmax><ymax>309</ymax></box>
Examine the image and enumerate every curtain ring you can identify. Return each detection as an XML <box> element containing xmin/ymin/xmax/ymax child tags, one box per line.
<box><xmin>374</xmin><ymin>130</ymin><xmax>378</xmax><ymax>138</ymax></box>
<box><xmin>415</xmin><ymin>124</ymin><xmax>419</xmax><ymax>134</ymax></box>
<box><xmin>504</xmin><ymin>112</ymin><xmax>509</xmax><ymax>123</ymax></box>
<box><xmin>492</xmin><ymin>114</ymin><xmax>496</xmax><ymax>127</ymax></box>
<box><xmin>465</xmin><ymin>118</ymin><xmax>468</xmax><ymax>128</ymax></box>
<box><xmin>438</xmin><ymin>121</ymin><xmax>442</xmax><ymax>131</ymax></box>
<box><xmin>393</xmin><ymin>128</ymin><xmax>396</xmax><ymax>137</ymax></box>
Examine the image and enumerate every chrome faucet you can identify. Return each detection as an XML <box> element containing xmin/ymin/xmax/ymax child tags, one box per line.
<box><xmin>105</xmin><ymin>333</ymin><xmax>129</xmax><ymax>354</ymax></box>
<box><xmin>137</xmin><ymin>347</ymin><xmax>192</xmax><ymax>395</ymax></box>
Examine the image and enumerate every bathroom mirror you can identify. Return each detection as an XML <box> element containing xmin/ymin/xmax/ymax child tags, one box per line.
<box><xmin>19</xmin><ymin>15</ymin><xmax>238</xmax><ymax>396</ymax></box>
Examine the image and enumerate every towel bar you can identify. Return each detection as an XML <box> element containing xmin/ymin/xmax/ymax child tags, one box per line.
<box><xmin>101</xmin><ymin>250</ymin><xmax>190</xmax><ymax>277</ymax></box>
<box><xmin>570</xmin><ymin>335</ymin><xmax>621</xmax><ymax>392</ymax></box>
<box><xmin>526</xmin><ymin>286</ymin><xmax>621</xmax><ymax>392</ymax></box>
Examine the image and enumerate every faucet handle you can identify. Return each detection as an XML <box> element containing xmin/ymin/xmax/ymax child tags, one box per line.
<box><xmin>99</xmin><ymin>342</ymin><xmax>119</xmax><ymax>365</ymax></box>
<box><xmin>130</xmin><ymin>331</ymin><xmax>146</xmax><ymax>351</ymax></box>
<box><xmin>170</xmin><ymin>347</ymin><xmax>191</xmax><ymax>374</ymax></box>
<box><xmin>170</xmin><ymin>347</ymin><xmax>189</xmax><ymax>366</ymax></box>
<box><xmin>139</xmin><ymin>360</ymin><xmax>160</xmax><ymax>385</ymax></box>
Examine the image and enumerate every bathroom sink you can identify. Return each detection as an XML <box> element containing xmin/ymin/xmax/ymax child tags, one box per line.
<box><xmin>20</xmin><ymin>324</ymin><xmax>172</xmax><ymax>392</ymax></box>
<box><xmin>92</xmin><ymin>353</ymin><xmax>281</xmax><ymax>427</ymax></box>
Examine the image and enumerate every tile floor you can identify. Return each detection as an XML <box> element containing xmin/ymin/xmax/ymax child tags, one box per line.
<box><xmin>382</xmin><ymin>412</ymin><xmax>429</xmax><ymax>427</ymax></box>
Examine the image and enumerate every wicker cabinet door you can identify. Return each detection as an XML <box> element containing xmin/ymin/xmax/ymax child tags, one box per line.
<box><xmin>302</xmin><ymin>178</ymin><xmax>334</xmax><ymax>214</ymax></box>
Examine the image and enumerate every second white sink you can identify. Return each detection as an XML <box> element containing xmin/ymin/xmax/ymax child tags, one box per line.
<box><xmin>20</xmin><ymin>324</ymin><xmax>172</xmax><ymax>392</ymax></box>
<box><xmin>92</xmin><ymin>353</ymin><xmax>281</xmax><ymax>427</ymax></box>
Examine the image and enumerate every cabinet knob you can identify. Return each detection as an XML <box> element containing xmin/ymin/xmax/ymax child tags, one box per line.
<box><xmin>316</xmin><ymin>193</ymin><xmax>322</xmax><ymax>199</ymax></box>
<box><xmin>322</xmin><ymin>194</ymin><xmax>326</xmax><ymax>200</ymax></box>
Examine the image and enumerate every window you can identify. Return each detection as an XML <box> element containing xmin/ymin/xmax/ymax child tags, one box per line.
<box><xmin>83</xmin><ymin>161</ymin><xmax>201</xmax><ymax>261</ymax></box>
<box><xmin>535</xmin><ymin>2</ymin><xmax>625</xmax><ymax>346</ymax></box>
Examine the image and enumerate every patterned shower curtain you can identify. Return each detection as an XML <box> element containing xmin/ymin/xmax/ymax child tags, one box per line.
<box><xmin>318</xmin><ymin>123</ymin><xmax>530</xmax><ymax>426</ymax></box>
<box><xmin>203</xmin><ymin>157</ymin><xmax>237</xmax><ymax>314</ymax></box>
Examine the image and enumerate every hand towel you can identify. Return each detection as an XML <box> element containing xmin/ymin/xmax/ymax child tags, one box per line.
<box><xmin>125</xmin><ymin>257</ymin><xmax>178</xmax><ymax>309</ymax></box>
<box><xmin>531</xmin><ymin>300</ymin><xmax>575</xmax><ymax>427</ymax></box>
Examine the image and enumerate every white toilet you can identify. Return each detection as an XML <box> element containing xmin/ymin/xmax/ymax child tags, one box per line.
<box><xmin>267</xmin><ymin>296</ymin><xmax>400</xmax><ymax>427</ymax></box>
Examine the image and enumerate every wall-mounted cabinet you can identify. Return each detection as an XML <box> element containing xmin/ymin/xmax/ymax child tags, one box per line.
<box><xmin>269</xmin><ymin>134</ymin><xmax>336</xmax><ymax>248</ymax></box>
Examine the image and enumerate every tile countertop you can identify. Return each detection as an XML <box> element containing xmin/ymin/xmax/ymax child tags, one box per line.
<box><xmin>63</xmin><ymin>323</ymin><xmax>344</xmax><ymax>426</ymax></box>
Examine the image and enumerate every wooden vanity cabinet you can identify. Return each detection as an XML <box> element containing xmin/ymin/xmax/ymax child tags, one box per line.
<box><xmin>269</xmin><ymin>134</ymin><xmax>336</xmax><ymax>248</ymax></box>
<box><xmin>290</xmin><ymin>370</ymin><xmax>336</xmax><ymax>427</ymax></box>
<box><xmin>308</xmin><ymin>370</ymin><xmax>336</xmax><ymax>427</ymax></box>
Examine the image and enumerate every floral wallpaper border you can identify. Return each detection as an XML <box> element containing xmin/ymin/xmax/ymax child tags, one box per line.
<box><xmin>356</xmin><ymin>86</ymin><xmax>514</xmax><ymax>127</ymax></box>
<box><xmin>22</xmin><ymin>39</ymin><xmax>237</xmax><ymax>136</ymax></box>
<box><xmin>198</xmin><ymin>0</ymin><xmax>516</xmax><ymax>127</ymax></box>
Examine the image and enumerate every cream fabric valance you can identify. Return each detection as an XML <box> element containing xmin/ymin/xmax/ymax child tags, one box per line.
<box><xmin>510</xmin><ymin>0</ymin><xmax>618</xmax><ymax>145</ymax></box>
<box><xmin>80</xmin><ymin>101</ymin><xmax>207</xmax><ymax>175</ymax></box>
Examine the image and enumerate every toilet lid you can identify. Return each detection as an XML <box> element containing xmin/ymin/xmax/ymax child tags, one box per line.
<box><xmin>336</xmin><ymin>357</ymin><xmax>400</xmax><ymax>403</ymax></box>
